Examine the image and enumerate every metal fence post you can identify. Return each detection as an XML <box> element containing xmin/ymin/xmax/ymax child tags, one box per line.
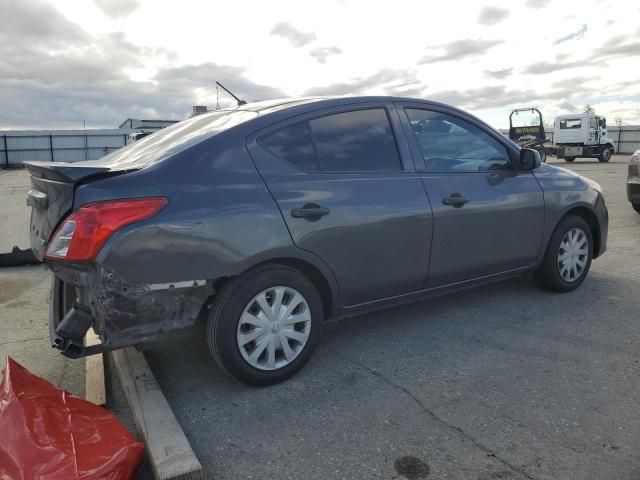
<box><xmin>49</xmin><ymin>134</ymin><xmax>54</xmax><ymax>162</ymax></box>
<box><xmin>617</xmin><ymin>128</ymin><xmax>622</xmax><ymax>153</ymax></box>
<box><xmin>2</xmin><ymin>135</ymin><xmax>7</xmax><ymax>167</ymax></box>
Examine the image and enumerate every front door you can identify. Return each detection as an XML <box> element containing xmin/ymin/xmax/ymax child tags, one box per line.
<box><xmin>399</xmin><ymin>105</ymin><xmax>544</xmax><ymax>287</ymax></box>
<box><xmin>247</xmin><ymin>104</ymin><xmax>433</xmax><ymax>306</ymax></box>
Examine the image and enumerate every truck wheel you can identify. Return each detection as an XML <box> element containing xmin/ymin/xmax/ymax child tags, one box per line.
<box><xmin>564</xmin><ymin>157</ymin><xmax>576</xmax><ymax>163</ymax></box>
<box><xmin>533</xmin><ymin>215</ymin><xmax>593</xmax><ymax>293</ymax></box>
<box><xmin>537</xmin><ymin>148</ymin><xmax>547</xmax><ymax>163</ymax></box>
<box><xmin>207</xmin><ymin>264</ymin><xmax>323</xmax><ymax>386</ymax></box>
<box><xmin>599</xmin><ymin>147</ymin><xmax>612</xmax><ymax>162</ymax></box>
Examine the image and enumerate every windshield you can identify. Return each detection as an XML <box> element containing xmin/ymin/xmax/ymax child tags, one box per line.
<box><xmin>80</xmin><ymin>110</ymin><xmax>258</xmax><ymax>170</ymax></box>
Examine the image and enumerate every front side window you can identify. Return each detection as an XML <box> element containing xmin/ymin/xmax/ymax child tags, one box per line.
<box><xmin>560</xmin><ymin>119</ymin><xmax>582</xmax><ymax>129</ymax></box>
<box><xmin>405</xmin><ymin>109</ymin><xmax>511</xmax><ymax>172</ymax></box>
<box><xmin>260</xmin><ymin>108</ymin><xmax>402</xmax><ymax>173</ymax></box>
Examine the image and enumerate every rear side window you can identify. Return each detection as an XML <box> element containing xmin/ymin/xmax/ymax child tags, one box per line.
<box><xmin>260</xmin><ymin>108</ymin><xmax>402</xmax><ymax>173</ymax></box>
<box><xmin>260</xmin><ymin>122</ymin><xmax>318</xmax><ymax>172</ymax></box>
<box><xmin>406</xmin><ymin>109</ymin><xmax>511</xmax><ymax>172</ymax></box>
<box><xmin>559</xmin><ymin>119</ymin><xmax>582</xmax><ymax>129</ymax></box>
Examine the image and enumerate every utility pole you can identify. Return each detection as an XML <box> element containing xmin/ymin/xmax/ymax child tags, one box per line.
<box><xmin>615</xmin><ymin>117</ymin><xmax>623</xmax><ymax>153</ymax></box>
<box><xmin>83</xmin><ymin>120</ymin><xmax>88</xmax><ymax>161</ymax></box>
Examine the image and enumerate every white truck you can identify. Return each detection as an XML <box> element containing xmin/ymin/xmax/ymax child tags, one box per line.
<box><xmin>553</xmin><ymin>113</ymin><xmax>615</xmax><ymax>163</ymax></box>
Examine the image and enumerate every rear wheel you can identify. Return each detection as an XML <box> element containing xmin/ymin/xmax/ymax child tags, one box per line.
<box><xmin>599</xmin><ymin>147</ymin><xmax>612</xmax><ymax>162</ymax></box>
<box><xmin>537</xmin><ymin>147</ymin><xmax>547</xmax><ymax>163</ymax></box>
<box><xmin>207</xmin><ymin>264</ymin><xmax>323</xmax><ymax>386</ymax></box>
<box><xmin>564</xmin><ymin>157</ymin><xmax>576</xmax><ymax>163</ymax></box>
<box><xmin>534</xmin><ymin>215</ymin><xmax>593</xmax><ymax>292</ymax></box>
<box><xmin>633</xmin><ymin>204</ymin><xmax>640</xmax><ymax>214</ymax></box>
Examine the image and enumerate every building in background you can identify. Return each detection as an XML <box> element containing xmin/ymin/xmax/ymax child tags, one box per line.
<box><xmin>190</xmin><ymin>106</ymin><xmax>208</xmax><ymax>117</ymax></box>
<box><xmin>118</xmin><ymin>118</ymin><xmax>179</xmax><ymax>133</ymax></box>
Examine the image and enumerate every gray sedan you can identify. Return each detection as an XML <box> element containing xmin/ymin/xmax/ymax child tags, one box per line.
<box><xmin>26</xmin><ymin>96</ymin><xmax>608</xmax><ymax>385</ymax></box>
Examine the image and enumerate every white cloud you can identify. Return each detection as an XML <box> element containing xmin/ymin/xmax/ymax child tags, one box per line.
<box><xmin>94</xmin><ymin>0</ymin><xmax>140</xmax><ymax>18</ymax></box>
<box><xmin>270</xmin><ymin>21</ymin><xmax>316</xmax><ymax>47</ymax></box>
<box><xmin>477</xmin><ymin>6</ymin><xmax>510</xmax><ymax>25</ymax></box>
<box><xmin>0</xmin><ymin>0</ymin><xmax>638</xmax><ymax>129</ymax></box>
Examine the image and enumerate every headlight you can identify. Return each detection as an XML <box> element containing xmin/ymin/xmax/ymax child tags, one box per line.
<box><xmin>630</xmin><ymin>152</ymin><xmax>640</xmax><ymax>166</ymax></box>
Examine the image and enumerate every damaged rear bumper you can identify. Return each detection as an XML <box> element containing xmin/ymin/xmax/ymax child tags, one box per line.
<box><xmin>49</xmin><ymin>263</ymin><xmax>212</xmax><ymax>358</ymax></box>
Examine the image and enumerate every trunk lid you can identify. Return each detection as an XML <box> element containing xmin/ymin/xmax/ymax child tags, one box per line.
<box><xmin>25</xmin><ymin>161</ymin><xmax>130</xmax><ymax>260</ymax></box>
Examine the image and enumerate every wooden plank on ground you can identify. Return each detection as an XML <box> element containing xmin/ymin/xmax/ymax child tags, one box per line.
<box><xmin>85</xmin><ymin>328</ymin><xmax>106</xmax><ymax>406</ymax></box>
<box><xmin>111</xmin><ymin>347</ymin><xmax>205</xmax><ymax>480</ymax></box>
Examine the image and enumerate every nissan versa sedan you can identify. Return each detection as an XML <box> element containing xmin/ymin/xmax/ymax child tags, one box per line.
<box><xmin>25</xmin><ymin>97</ymin><xmax>608</xmax><ymax>385</ymax></box>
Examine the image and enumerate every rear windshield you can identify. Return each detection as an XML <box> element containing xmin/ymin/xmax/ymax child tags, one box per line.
<box><xmin>559</xmin><ymin>119</ymin><xmax>582</xmax><ymax>129</ymax></box>
<box><xmin>81</xmin><ymin>110</ymin><xmax>258</xmax><ymax>170</ymax></box>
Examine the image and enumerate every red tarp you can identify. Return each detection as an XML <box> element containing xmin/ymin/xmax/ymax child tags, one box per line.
<box><xmin>0</xmin><ymin>356</ymin><xmax>143</xmax><ymax>480</ymax></box>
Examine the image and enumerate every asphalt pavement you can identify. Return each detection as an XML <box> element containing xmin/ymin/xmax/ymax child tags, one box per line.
<box><xmin>142</xmin><ymin>154</ymin><xmax>640</xmax><ymax>480</ymax></box>
<box><xmin>2</xmin><ymin>156</ymin><xmax>638</xmax><ymax>480</ymax></box>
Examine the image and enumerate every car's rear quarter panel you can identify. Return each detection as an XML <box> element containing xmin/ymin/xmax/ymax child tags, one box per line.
<box><xmin>75</xmin><ymin>130</ymin><xmax>293</xmax><ymax>284</ymax></box>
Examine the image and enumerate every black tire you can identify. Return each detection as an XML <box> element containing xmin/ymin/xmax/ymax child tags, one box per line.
<box><xmin>564</xmin><ymin>157</ymin><xmax>576</xmax><ymax>163</ymax></box>
<box><xmin>534</xmin><ymin>215</ymin><xmax>593</xmax><ymax>292</ymax></box>
<box><xmin>207</xmin><ymin>264</ymin><xmax>323</xmax><ymax>386</ymax></box>
<box><xmin>599</xmin><ymin>147</ymin><xmax>612</xmax><ymax>162</ymax></box>
<box><xmin>537</xmin><ymin>147</ymin><xmax>547</xmax><ymax>163</ymax></box>
<box><xmin>633</xmin><ymin>204</ymin><xmax>640</xmax><ymax>214</ymax></box>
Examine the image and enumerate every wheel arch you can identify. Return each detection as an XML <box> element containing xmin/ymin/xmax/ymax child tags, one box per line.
<box><xmin>261</xmin><ymin>257</ymin><xmax>335</xmax><ymax>319</ymax></box>
<box><xmin>211</xmin><ymin>254</ymin><xmax>340</xmax><ymax>320</ymax></box>
<box><xmin>557</xmin><ymin>206</ymin><xmax>602</xmax><ymax>258</ymax></box>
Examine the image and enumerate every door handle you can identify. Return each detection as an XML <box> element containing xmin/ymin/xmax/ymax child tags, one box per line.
<box><xmin>442</xmin><ymin>193</ymin><xmax>469</xmax><ymax>208</ymax></box>
<box><xmin>291</xmin><ymin>204</ymin><xmax>330</xmax><ymax>219</ymax></box>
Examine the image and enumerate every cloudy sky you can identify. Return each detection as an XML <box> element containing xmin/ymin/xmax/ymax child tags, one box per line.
<box><xmin>1</xmin><ymin>0</ymin><xmax>638</xmax><ymax>130</ymax></box>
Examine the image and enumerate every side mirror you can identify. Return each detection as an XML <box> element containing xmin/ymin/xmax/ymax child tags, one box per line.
<box><xmin>520</xmin><ymin>148</ymin><xmax>541</xmax><ymax>171</ymax></box>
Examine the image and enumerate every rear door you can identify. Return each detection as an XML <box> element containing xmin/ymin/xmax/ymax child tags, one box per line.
<box><xmin>397</xmin><ymin>104</ymin><xmax>544</xmax><ymax>287</ymax></box>
<box><xmin>247</xmin><ymin>103</ymin><xmax>433</xmax><ymax>306</ymax></box>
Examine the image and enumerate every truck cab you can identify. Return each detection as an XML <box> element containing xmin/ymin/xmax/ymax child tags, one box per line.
<box><xmin>553</xmin><ymin>113</ymin><xmax>615</xmax><ymax>163</ymax></box>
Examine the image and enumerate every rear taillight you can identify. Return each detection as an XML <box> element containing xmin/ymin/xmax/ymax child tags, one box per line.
<box><xmin>45</xmin><ymin>197</ymin><xmax>167</xmax><ymax>262</ymax></box>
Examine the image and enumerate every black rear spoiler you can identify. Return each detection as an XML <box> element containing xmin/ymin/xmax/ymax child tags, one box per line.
<box><xmin>24</xmin><ymin>161</ymin><xmax>112</xmax><ymax>183</ymax></box>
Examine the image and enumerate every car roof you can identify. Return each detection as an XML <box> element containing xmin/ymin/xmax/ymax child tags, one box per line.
<box><xmin>235</xmin><ymin>95</ymin><xmax>453</xmax><ymax>114</ymax></box>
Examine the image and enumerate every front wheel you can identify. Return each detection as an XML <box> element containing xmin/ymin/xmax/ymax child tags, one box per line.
<box><xmin>599</xmin><ymin>147</ymin><xmax>612</xmax><ymax>162</ymax></box>
<box><xmin>633</xmin><ymin>204</ymin><xmax>640</xmax><ymax>214</ymax></box>
<box><xmin>207</xmin><ymin>264</ymin><xmax>323</xmax><ymax>386</ymax></box>
<box><xmin>534</xmin><ymin>215</ymin><xmax>593</xmax><ymax>292</ymax></box>
<box><xmin>564</xmin><ymin>157</ymin><xmax>576</xmax><ymax>163</ymax></box>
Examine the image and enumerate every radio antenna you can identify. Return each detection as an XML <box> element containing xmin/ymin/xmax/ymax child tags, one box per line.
<box><xmin>216</xmin><ymin>81</ymin><xmax>247</xmax><ymax>106</ymax></box>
